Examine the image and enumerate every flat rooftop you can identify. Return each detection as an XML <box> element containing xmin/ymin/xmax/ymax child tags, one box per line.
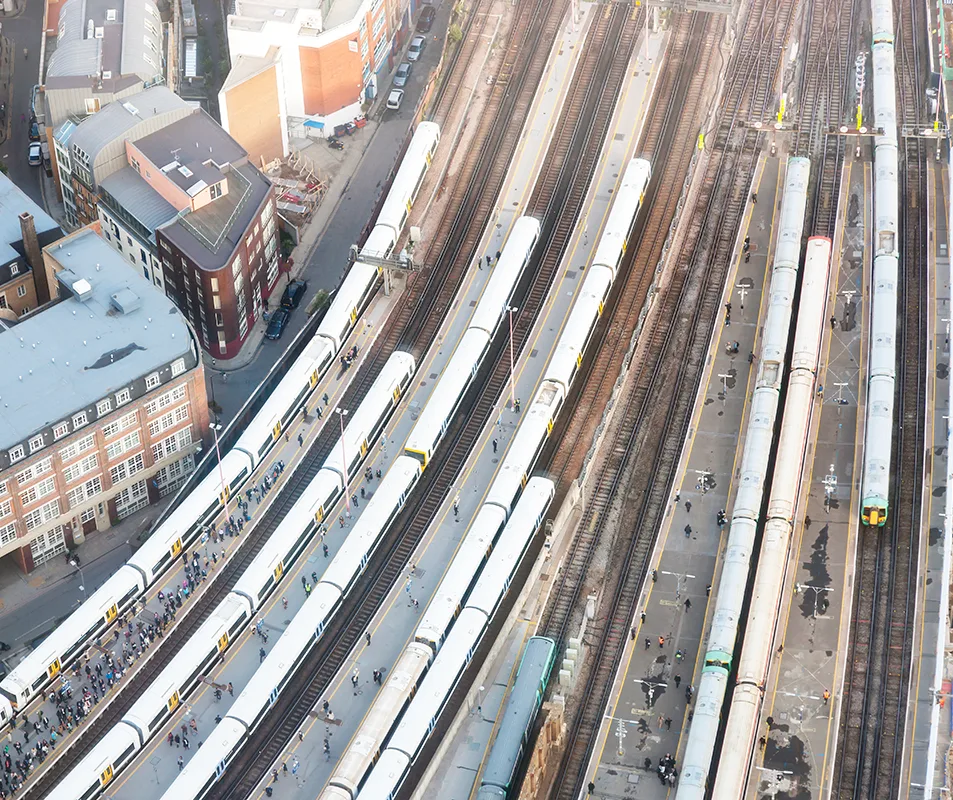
<box><xmin>0</xmin><ymin>230</ymin><xmax>195</xmax><ymax>451</ymax></box>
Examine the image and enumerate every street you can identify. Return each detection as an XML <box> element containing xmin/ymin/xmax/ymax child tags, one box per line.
<box><xmin>209</xmin><ymin>13</ymin><xmax>449</xmax><ymax>423</ymax></box>
<box><xmin>2</xmin><ymin>0</ymin><xmax>44</xmax><ymax>206</ymax></box>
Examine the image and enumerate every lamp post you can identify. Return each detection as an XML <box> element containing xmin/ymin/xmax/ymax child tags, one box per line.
<box><xmin>507</xmin><ymin>306</ymin><xmax>518</xmax><ymax>411</ymax></box>
<box><xmin>336</xmin><ymin>408</ymin><xmax>350</xmax><ymax>513</ymax></box>
<box><xmin>69</xmin><ymin>558</ymin><xmax>87</xmax><ymax>601</ymax></box>
<box><xmin>210</xmin><ymin>422</ymin><xmax>229</xmax><ymax>521</ymax></box>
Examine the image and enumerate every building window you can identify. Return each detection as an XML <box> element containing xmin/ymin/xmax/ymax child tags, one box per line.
<box><xmin>0</xmin><ymin>295</ymin><xmax>6</xmax><ymax>310</ymax></box>
<box><xmin>0</xmin><ymin>481</ymin><xmax>7</xmax><ymax>496</ymax></box>
<box><xmin>145</xmin><ymin>384</ymin><xmax>187</xmax><ymax>415</ymax></box>
<box><xmin>16</xmin><ymin>458</ymin><xmax>52</xmax><ymax>485</ymax></box>
<box><xmin>152</xmin><ymin>426</ymin><xmax>192</xmax><ymax>461</ymax></box>
<box><xmin>231</xmin><ymin>253</ymin><xmax>244</xmax><ymax>279</ymax></box>
<box><xmin>0</xmin><ymin>521</ymin><xmax>16</xmax><ymax>546</ymax></box>
<box><xmin>148</xmin><ymin>403</ymin><xmax>190</xmax><ymax>437</ymax></box>
<box><xmin>238</xmin><ymin>313</ymin><xmax>249</xmax><ymax>339</ymax></box>
<box><xmin>17</xmin><ymin>285</ymin><xmax>26</xmax><ymax>298</ymax></box>
<box><xmin>101</xmin><ymin>410</ymin><xmax>138</xmax><ymax>439</ymax></box>
<box><xmin>215</xmin><ymin>311</ymin><xmax>224</xmax><ymax>327</ymax></box>
<box><xmin>210</xmin><ymin>182</ymin><xmax>223</xmax><ymax>200</ymax></box>
<box><xmin>146</xmin><ymin>372</ymin><xmax>161</xmax><ymax>390</ymax></box>
<box><xmin>115</xmin><ymin>388</ymin><xmax>131</xmax><ymax>406</ymax></box>
<box><xmin>20</xmin><ymin>476</ymin><xmax>56</xmax><ymax>507</ymax></box>
<box><xmin>66</xmin><ymin>476</ymin><xmax>102</xmax><ymax>508</ymax></box>
<box><xmin>8</xmin><ymin>445</ymin><xmax>24</xmax><ymax>463</ymax></box>
<box><xmin>63</xmin><ymin>453</ymin><xmax>98</xmax><ymax>483</ymax></box>
<box><xmin>28</xmin><ymin>435</ymin><xmax>44</xmax><ymax>453</ymax></box>
<box><xmin>73</xmin><ymin>411</ymin><xmax>88</xmax><ymax>428</ymax></box>
<box><xmin>0</xmin><ymin>499</ymin><xmax>10</xmax><ymax>518</ymax></box>
<box><xmin>9</xmin><ymin>263</ymin><xmax>18</xmax><ymax>276</ymax></box>
<box><xmin>53</xmin><ymin>421</ymin><xmax>69</xmax><ymax>440</ymax></box>
<box><xmin>115</xmin><ymin>479</ymin><xmax>149</xmax><ymax>519</ymax></box>
<box><xmin>267</xmin><ymin>258</ymin><xmax>280</xmax><ymax>287</ymax></box>
<box><xmin>105</xmin><ymin>430</ymin><xmax>141</xmax><ymax>461</ymax></box>
<box><xmin>109</xmin><ymin>452</ymin><xmax>144</xmax><ymax>484</ymax></box>
<box><xmin>84</xmin><ymin>98</ymin><xmax>100</xmax><ymax>114</ymax></box>
<box><xmin>59</xmin><ymin>434</ymin><xmax>96</xmax><ymax>463</ymax></box>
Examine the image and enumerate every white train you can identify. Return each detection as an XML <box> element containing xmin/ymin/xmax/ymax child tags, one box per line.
<box><xmin>346</xmin><ymin>479</ymin><xmax>555</xmax><ymax>800</ymax></box>
<box><xmin>710</xmin><ymin>238</ymin><xmax>832</xmax><ymax>797</ymax></box>
<box><xmin>861</xmin><ymin>3</ymin><xmax>899</xmax><ymax>527</ymax></box>
<box><xmin>101</xmin><ymin>206</ymin><xmax>547</xmax><ymax>800</ymax></box>
<box><xmin>404</xmin><ymin>215</ymin><xmax>542</xmax><ymax>467</ymax></box>
<box><xmin>44</xmin><ymin>352</ymin><xmax>417</xmax><ymax>800</ymax></box>
<box><xmin>342</xmin><ymin>158</ymin><xmax>652</xmax><ymax>800</ymax></box>
<box><xmin>676</xmin><ymin>157</ymin><xmax>812</xmax><ymax>798</ymax></box>
<box><xmin>0</xmin><ymin>122</ymin><xmax>441</xmax><ymax>729</ymax></box>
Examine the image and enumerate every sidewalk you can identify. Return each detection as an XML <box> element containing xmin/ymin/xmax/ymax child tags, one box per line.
<box><xmin>206</xmin><ymin>122</ymin><xmax>378</xmax><ymax>373</ymax></box>
<box><xmin>0</xmin><ymin>495</ymin><xmax>174</xmax><ymax>652</ymax></box>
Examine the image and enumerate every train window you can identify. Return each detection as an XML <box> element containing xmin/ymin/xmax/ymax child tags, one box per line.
<box><xmin>31</xmin><ymin>675</ymin><xmax>46</xmax><ymax>691</ymax></box>
<box><xmin>47</xmin><ymin>659</ymin><xmax>62</xmax><ymax>679</ymax></box>
<box><xmin>153</xmin><ymin>551</ymin><xmax>170</xmax><ymax>576</ymax></box>
<box><xmin>118</xmin><ymin>743</ymin><xmax>135</xmax><ymax>762</ymax></box>
<box><xmin>228</xmin><ymin>616</ymin><xmax>245</xmax><ymax>639</ymax></box>
<box><xmin>81</xmin><ymin>783</ymin><xmax>100</xmax><ymax>800</ymax></box>
<box><xmin>229</xmin><ymin>468</ymin><xmax>249</xmax><ymax>493</ymax></box>
<box><xmin>99</xmin><ymin>765</ymin><xmax>114</xmax><ymax>786</ymax></box>
<box><xmin>259</xmin><ymin>577</ymin><xmax>275</xmax><ymax>602</ymax></box>
<box><xmin>150</xmin><ymin>708</ymin><xmax>167</xmax><ymax>730</ymax></box>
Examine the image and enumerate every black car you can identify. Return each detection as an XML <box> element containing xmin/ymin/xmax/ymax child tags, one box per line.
<box><xmin>265</xmin><ymin>308</ymin><xmax>291</xmax><ymax>340</ymax></box>
<box><xmin>417</xmin><ymin>6</ymin><xmax>435</xmax><ymax>32</ymax></box>
<box><xmin>29</xmin><ymin>122</ymin><xmax>39</xmax><ymax>142</ymax></box>
<box><xmin>281</xmin><ymin>279</ymin><xmax>308</xmax><ymax>309</ymax></box>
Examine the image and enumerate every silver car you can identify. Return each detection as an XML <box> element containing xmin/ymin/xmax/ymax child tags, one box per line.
<box><xmin>407</xmin><ymin>35</ymin><xmax>426</xmax><ymax>62</ymax></box>
<box><xmin>394</xmin><ymin>62</ymin><xmax>412</xmax><ymax>88</ymax></box>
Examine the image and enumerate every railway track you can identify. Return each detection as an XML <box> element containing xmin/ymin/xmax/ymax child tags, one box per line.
<box><xmin>23</xmin><ymin>2</ymin><xmax>561</xmax><ymax>795</ymax></box>
<box><xmin>833</xmin><ymin>0</ymin><xmax>927</xmax><ymax>795</ymax></box>
<box><xmin>202</xmin><ymin>3</ymin><xmax>659</xmax><ymax>797</ymax></box>
<box><xmin>792</xmin><ymin>0</ymin><xmax>857</xmax><ymax>238</ymax></box>
<box><xmin>536</xmin><ymin>1</ymin><xmax>804</xmax><ymax>796</ymax></box>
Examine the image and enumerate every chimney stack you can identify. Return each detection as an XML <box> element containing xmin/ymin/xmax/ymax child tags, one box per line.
<box><xmin>19</xmin><ymin>212</ymin><xmax>50</xmax><ymax>304</ymax></box>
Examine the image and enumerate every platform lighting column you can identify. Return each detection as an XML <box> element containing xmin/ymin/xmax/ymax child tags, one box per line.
<box><xmin>336</xmin><ymin>408</ymin><xmax>350</xmax><ymax>513</ymax></box>
<box><xmin>507</xmin><ymin>306</ymin><xmax>518</xmax><ymax>411</ymax></box>
<box><xmin>210</xmin><ymin>422</ymin><xmax>230</xmax><ymax>522</ymax></box>
<box><xmin>69</xmin><ymin>558</ymin><xmax>86</xmax><ymax>601</ymax></box>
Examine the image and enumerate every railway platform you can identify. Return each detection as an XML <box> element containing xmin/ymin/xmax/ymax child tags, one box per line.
<box><xmin>903</xmin><ymin>155</ymin><xmax>951</xmax><ymax>799</ymax></box>
<box><xmin>581</xmin><ymin>151</ymin><xmax>782</xmax><ymax>799</ymax></box>
<box><xmin>4</xmin><ymin>282</ymin><xmax>400</xmax><ymax>797</ymax></box>
<box><xmin>101</xmin><ymin>5</ymin><xmax>596</xmax><ymax>799</ymax></box>
<box><xmin>415</xmin><ymin>26</ymin><xmax>669</xmax><ymax>800</ymax></box>
<box><xmin>752</xmin><ymin>155</ymin><xmax>868</xmax><ymax>799</ymax></box>
<box><xmin>234</xmin><ymin>16</ymin><xmax>666</xmax><ymax>800</ymax></box>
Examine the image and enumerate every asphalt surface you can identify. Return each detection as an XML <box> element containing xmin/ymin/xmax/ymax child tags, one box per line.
<box><xmin>209</xmin><ymin>8</ymin><xmax>451</xmax><ymax>424</ymax></box>
<box><xmin>1</xmin><ymin>1</ymin><xmax>44</xmax><ymax>206</ymax></box>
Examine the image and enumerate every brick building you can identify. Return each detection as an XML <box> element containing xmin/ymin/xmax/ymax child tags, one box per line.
<box><xmin>96</xmin><ymin>110</ymin><xmax>279</xmax><ymax>359</ymax></box>
<box><xmin>0</xmin><ymin>173</ymin><xmax>64</xmax><ymax>319</ymax></box>
<box><xmin>53</xmin><ymin>86</ymin><xmax>192</xmax><ymax>235</ymax></box>
<box><xmin>0</xmin><ymin>227</ymin><xmax>207</xmax><ymax>573</ymax></box>
<box><xmin>220</xmin><ymin>0</ymin><xmax>423</xmax><ymax>164</ymax></box>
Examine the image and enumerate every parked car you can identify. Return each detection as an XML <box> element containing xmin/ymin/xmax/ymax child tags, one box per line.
<box><xmin>407</xmin><ymin>35</ymin><xmax>426</xmax><ymax>62</ymax></box>
<box><xmin>28</xmin><ymin>143</ymin><xmax>41</xmax><ymax>166</ymax></box>
<box><xmin>417</xmin><ymin>6</ymin><xmax>436</xmax><ymax>32</ymax></box>
<box><xmin>281</xmin><ymin>279</ymin><xmax>308</xmax><ymax>309</ymax></box>
<box><xmin>386</xmin><ymin>89</ymin><xmax>404</xmax><ymax>111</ymax></box>
<box><xmin>265</xmin><ymin>308</ymin><xmax>291</xmax><ymax>340</ymax></box>
<box><xmin>394</xmin><ymin>62</ymin><xmax>412</xmax><ymax>88</ymax></box>
<box><xmin>28</xmin><ymin>122</ymin><xmax>39</xmax><ymax>141</ymax></box>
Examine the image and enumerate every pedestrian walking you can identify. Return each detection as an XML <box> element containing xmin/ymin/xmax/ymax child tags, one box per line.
<box><xmin>685</xmin><ymin>501</ymin><xmax>692</xmax><ymax>513</ymax></box>
<box><xmin>298</xmin><ymin>433</ymin><xmax>304</xmax><ymax>446</ymax></box>
<box><xmin>177</xmin><ymin>756</ymin><xmax>184</xmax><ymax>771</ymax></box>
<box><xmin>492</xmin><ymin>438</ymin><xmax>498</xmax><ymax>453</ymax></box>
<box><xmin>189</xmin><ymin>718</ymin><xmax>197</xmax><ymax>733</ymax></box>
<box><xmin>658</xmin><ymin>635</ymin><xmax>665</xmax><ymax>648</ymax></box>
<box><xmin>684</xmin><ymin>598</ymin><xmax>692</xmax><ymax>611</ymax></box>
<box><xmin>830</xmin><ymin>315</ymin><xmax>837</xmax><ymax>330</ymax></box>
<box><xmin>684</xmin><ymin>524</ymin><xmax>692</xmax><ymax>538</ymax></box>
<box><xmin>227</xmin><ymin>682</ymin><xmax>233</xmax><ymax>697</ymax></box>
<box><xmin>674</xmin><ymin>675</ymin><xmax>681</xmax><ymax>688</ymax></box>
<box><xmin>282</xmin><ymin>596</ymin><xmax>288</xmax><ymax>610</ymax></box>
<box><xmin>365</xmin><ymin>631</ymin><xmax>371</xmax><ymax>646</ymax></box>
<box><xmin>665</xmin><ymin>717</ymin><xmax>672</xmax><ymax>730</ymax></box>
<box><xmin>259</xmin><ymin>647</ymin><xmax>267</xmax><ymax>663</ymax></box>
<box><xmin>645</xmin><ymin>637</ymin><xmax>651</xmax><ymax>650</ymax></box>
<box><xmin>823</xmin><ymin>689</ymin><xmax>830</xmax><ymax>704</ymax></box>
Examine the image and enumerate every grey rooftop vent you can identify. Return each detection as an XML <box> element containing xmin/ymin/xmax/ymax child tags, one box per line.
<box><xmin>110</xmin><ymin>288</ymin><xmax>141</xmax><ymax>315</ymax></box>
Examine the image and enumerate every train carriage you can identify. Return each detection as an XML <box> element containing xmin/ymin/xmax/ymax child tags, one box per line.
<box><xmin>404</xmin><ymin>328</ymin><xmax>491</xmax><ymax>467</ymax></box>
<box><xmin>326</xmin><ymin>643</ymin><xmax>432</xmax><ymax>799</ymax></box>
<box><xmin>128</xmin><ymin>449</ymin><xmax>253</xmax><ymax>584</ymax></box>
<box><xmin>158</xmin><ymin>718</ymin><xmax>246</xmax><ymax>800</ymax></box>
<box><xmin>0</xmin><ymin>566</ymin><xmax>144</xmax><ymax>711</ymax></box>
<box><xmin>467</xmin><ymin>217</ymin><xmax>541</xmax><ymax>337</ymax></box>
<box><xmin>590</xmin><ymin>157</ymin><xmax>652</xmax><ymax>278</ymax></box>
<box><xmin>414</xmin><ymin>504</ymin><xmax>507</xmax><ymax>650</ymax></box>
<box><xmin>123</xmin><ymin>595</ymin><xmax>251</xmax><ymax>741</ymax></box>
<box><xmin>485</xmin><ymin>389</ymin><xmax>562</xmax><ymax>514</ymax></box>
<box><xmin>233</xmin><ymin>337</ymin><xmax>335</xmax><ymax>467</ymax></box>
<box><xmin>44</xmin><ymin>723</ymin><xmax>141</xmax><ymax>800</ymax></box>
